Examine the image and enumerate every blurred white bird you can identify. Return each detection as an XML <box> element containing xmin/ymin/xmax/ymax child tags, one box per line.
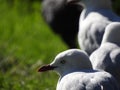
<box><xmin>38</xmin><ymin>49</ymin><xmax>119</xmax><ymax>90</ymax></box>
<box><xmin>90</xmin><ymin>22</ymin><xmax>120</xmax><ymax>87</ymax></box>
<box><xmin>68</xmin><ymin>0</ymin><xmax>120</xmax><ymax>55</ymax></box>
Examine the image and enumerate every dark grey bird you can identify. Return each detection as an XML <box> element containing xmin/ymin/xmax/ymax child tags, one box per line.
<box><xmin>41</xmin><ymin>0</ymin><xmax>83</xmax><ymax>48</ymax></box>
<box><xmin>38</xmin><ymin>49</ymin><xmax>119</xmax><ymax>90</ymax></box>
<box><xmin>90</xmin><ymin>22</ymin><xmax>120</xmax><ymax>87</ymax></box>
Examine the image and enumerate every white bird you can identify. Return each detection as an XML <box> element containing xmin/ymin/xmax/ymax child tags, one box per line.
<box><xmin>68</xmin><ymin>0</ymin><xmax>120</xmax><ymax>55</ymax></box>
<box><xmin>38</xmin><ymin>49</ymin><xmax>119</xmax><ymax>90</ymax></box>
<box><xmin>90</xmin><ymin>22</ymin><xmax>120</xmax><ymax>87</ymax></box>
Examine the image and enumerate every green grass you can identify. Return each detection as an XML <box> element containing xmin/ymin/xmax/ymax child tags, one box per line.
<box><xmin>0</xmin><ymin>1</ymin><xmax>68</xmax><ymax>90</ymax></box>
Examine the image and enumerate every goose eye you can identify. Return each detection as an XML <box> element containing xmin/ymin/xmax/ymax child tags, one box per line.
<box><xmin>60</xmin><ymin>60</ymin><xmax>66</xmax><ymax>64</ymax></box>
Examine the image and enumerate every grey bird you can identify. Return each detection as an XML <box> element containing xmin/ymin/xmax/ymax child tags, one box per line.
<box><xmin>68</xmin><ymin>0</ymin><xmax>120</xmax><ymax>55</ymax></box>
<box><xmin>41</xmin><ymin>0</ymin><xmax>82</xmax><ymax>48</ymax></box>
<box><xmin>90</xmin><ymin>22</ymin><xmax>120</xmax><ymax>87</ymax></box>
<box><xmin>38</xmin><ymin>49</ymin><xmax>119</xmax><ymax>90</ymax></box>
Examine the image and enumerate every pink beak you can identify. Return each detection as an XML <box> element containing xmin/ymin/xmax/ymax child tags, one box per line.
<box><xmin>38</xmin><ymin>64</ymin><xmax>56</xmax><ymax>72</ymax></box>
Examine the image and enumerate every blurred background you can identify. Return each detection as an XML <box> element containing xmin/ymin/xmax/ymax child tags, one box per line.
<box><xmin>0</xmin><ymin>0</ymin><xmax>120</xmax><ymax>90</ymax></box>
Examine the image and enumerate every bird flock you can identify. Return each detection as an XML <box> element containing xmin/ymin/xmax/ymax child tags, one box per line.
<box><xmin>38</xmin><ymin>0</ymin><xmax>120</xmax><ymax>90</ymax></box>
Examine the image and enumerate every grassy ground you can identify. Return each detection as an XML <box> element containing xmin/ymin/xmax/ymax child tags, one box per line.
<box><xmin>0</xmin><ymin>1</ymin><xmax>68</xmax><ymax>90</ymax></box>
